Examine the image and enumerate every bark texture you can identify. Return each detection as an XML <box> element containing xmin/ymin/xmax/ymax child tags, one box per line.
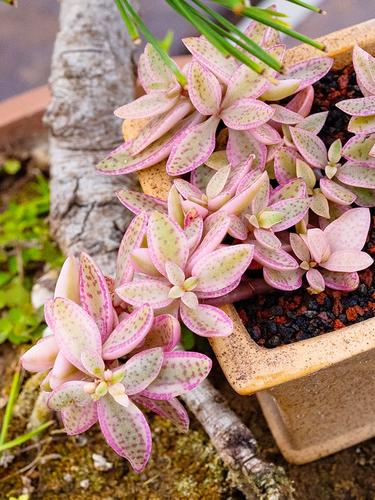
<box><xmin>182</xmin><ymin>381</ymin><xmax>294</xmax><ymax>499</ymax></box>
<box><xmin>44</xmin><ymin>0</ymin><xmax>138</xmax><ymax>275</ymax></box>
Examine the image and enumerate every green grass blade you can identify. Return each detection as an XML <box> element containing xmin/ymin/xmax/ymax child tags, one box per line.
<box><xmin>0</xmin><ymin>421</ymin><xmax>53</xmax><ymax>453</ymax></box>
<box><xmin>0</xmin><ymin>368</ymin><xmax>21</xmax><ymax>446</ymax></box>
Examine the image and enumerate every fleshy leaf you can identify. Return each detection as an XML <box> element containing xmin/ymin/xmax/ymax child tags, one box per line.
<box><xmin>221</xmin><ymin>98</ymin><xmax>274</xmax><ymax>130</ymax></box>
<box><xmin>192</xmin><ymin>245</ymin><xmax>254</xmax><ymax>295</ymax></box>
<box><xmin>348</xmin><ymin>115</ymin><xmax>375</xmax><ymax>134</ymax></box>
<box><xmin>282</xmin><ymin>57</ymin><xmax>333</xmax><ymax>90</ymax></box>
<box><xmin>298</xmin><ymin>111</ymin><xmax>328</xmax><ymax>134</ymax></box>
<box><xmin>227</xmin><ymin>129</ymin><xmax>267</xmax><ymax>170</ymax></box>
<box><xmin>116</xmin><ymin>279</ymin><xmax>173</xmax><ymax>309</ymax></box>
<box><xmin>223</xmin><ymin>64</ymin><xmax>267</xmax><ymax>107</ymax></box>
<box><xmin>263</xmin><ymin>267</ymin><xmax>303</xmax><ymax>291</ymax></box>
<box><xmin>97</xmin><ymin>395</ymin><xmax>151</xmax><ymax>472</ymax></box>
<box><xmin>286</xmin><ymin>86</ymin><xmax>314</xmax><ymax>117</ymax></box>
<box><xmin>183</xmin><ymin>37</ymin><xmax>237</xmax><ymax>83</ymax></box>
<box><xmin>290</xmin><ymin>233</ymin><xmax>310</xmax><ymax>262</ymax></box>
<box><xmin>141</xmin><ymin>314</ymin><xmax>181</xmax><ymax>352</ymax></box>
<box><xmin>144</xmin><ymin>43</ymin><xmax>175</xmax><ymax>86</ymax></box>
<box><xmin>254</xmin><ymin>228</ymin><xmax>281</xmax><ymax>250</ymax></box>
<box><xmin>328</xmin><ymin>138</ymin><xmax>342</xmax><ymax>164</ymax></box>
<box><xmin>219</xmin><ymin>171</ymin><xmax>269</xmax><ymax>216</ymax></box>
<box><xmin>168</xmin><ymin>185</ymin><xmax>185</xmax><ymax>227</ymax></box>
<box><xmin>321</xmin><ymin>250</ymin><xmax>373</xmax><ymax>272</ymax></box>
<box><xmin>336</xmin><ymin>96</ymin><xmax>375</xmax><ymax>116</ymax></box>
<box><xmin>184</xmin><ymin>216</ymin><xmax>204</xmax><ymax>253</ymax></box>
<box><xmin>54</xmin><ymin>256</ymin><xmax>80</xmax><ymax>303</ymax></box>
<box><xmin>142</xmin><ymin>351</ymin><xmax>212</xmax><ymax>399</ymax></box>
<box><xmin>132</xmin><ymin>395</ymin><xmax>189</xmax><ymax>433</ymax></box>
<box><xmin>254</xmin><ymin>244</ymin><xmax>298</xmax><ymax>271</ymax></box>
<box><xmin>320</xmin><ymin>270</ymin><xmax>360</xmax><ymax>291</ymax></box>
<box><xmin>131</xmin><ymin>248</ymin><xmax>160</xmax><ymax>277</ymax></box>
<box><xmin>48</xmin><ymin>381</ymin><xmax>91</xmax><ymax>410</ymax></box>
<box><xmin>261</xmin><ymin>79</ymin><xmax>300</xmax><ymax>101</ymax></box>
<box><xmin>324</xmin><ymin>207</ymin><xmax>371</xmax><ymax>252</ymax></box>
<box><xmin>147</xmin><ymin>211</ymin><xmax>188</xmax><ymax>276</ymax></box>
<box><xmin>319</xmin><ymin>178</ymin><xmax>356</xmax><ymax>205</ymax></box>
<box><xmin>188</xmin><ymin>60</ymin><xmax>221</xmax><ymax>115</ymax></box>
<box><xmin>353</xmin><ymin>45</ymin><xmax>375</xmax><ymax>95</ymax></box>
<box><xmin>121</xmin><ymin>348</ymin><xmax>164</xmax><ymax>395</ymax></box>
<box><xmin>273</xmin><ymin>147</ymin><xmax>299</xmax><ymax>185</ymax></box>
<box><xmin>116</xmin><ymin>212</ymin><xmax>148</xmax><ymax>286</ymax></box>
<box><xmin>270</xmin><ymin>104</ymin><xmax>302</xmax><ymax>125</ymax></box>
<box><xmin>342</xmin><ymin>134</ymin><xmax>375</xmax><ymax>165</ymax></box>
<box><xmin>290</xmin><ymin>127</ymin><xmax>327</xmax><ymax>168</ymax></box>
<box><xmin>335</xmin><ymin>162</ymin><xmax>375</xmax><ymax>189</ymax></box>
<box><xmin>311</xmin><ymin>191</ymin><xmax>331</xmax><ymax>218</ymax></box>
<box><xmin>80</xmin><ymin>253</ymin><xmax>113</xmax><ymax>341</ymax></box>
<box><xmin>270</xmin><ymin>178</ymin><xmax>307</xmax><ymax>203</ymax></box>
<box><xmin>206</xmin><ymin>165</ymin><xmax>231</xmax><ymax>199</ymax></box>
<box><xmin>114</xmin><ymin>92</ymin><xmax>178</xmax><ymax>120</ymax></box>
<box><xmin>117</xmin><ymin>189</ymin><xmax>167</xmax><ymax>216</ymax></box>
<box><xmin>103</xmin><ymin>304</ymin><xmax>154</xmax><ymax>360</ymax></box>
<box><xmin>306</xmin><ymin>228</ymin><xmax>330</xmax><ymax>263</ymax></box>
<box><xmin>250</xmin><ymin>123</ymin><xmax>282</xmax><ymax>145</ymax></box>
<box><xmin>167</xmin><ymin>116</ymin><xmax>220</xmax><ymax>176</ymax></box>
<box><xmin>269</xmin><ymin>198</ymin><xmax>310</xmax><ymax>232</ymax></box>
<box><xmin>180</xmin><ymin>302</ymin><xmax>233</xmax><ymax>337</ymax></box>
<box><xmin>306</xmin><ymin>268</ymin><xmax>325</xmax><ymax>293</ymax></box>
<box><xmin>21</xmin><ymin>336</ymin><xmax>59</xmax><ymax>373</ymax></box>
<box><xmin>51</xmin><ymin>298</ymin><xmax>102</xmax><ymax>373</ymax></box>
<box><xmin>61</xmin><ymin>402</ymin><xmax>97</xmax><ymax>435</ymax></box>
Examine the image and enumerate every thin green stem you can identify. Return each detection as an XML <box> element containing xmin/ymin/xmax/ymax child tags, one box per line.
<box><xmin>189</xmin><ymin>0</ymin><xmax>282</xmax><ymax>71</ymax></box>
<box><xmin>0</xmin><ymin>368</ymin><xmax>21</xmax><ymax>447</ymax></box>
<box><xmin>114</xmin><ymin>0</ymin><xmax>140</xmax><ymax>43</ymax></box>
<box><xmin>284</xmin><ymin>0</ymin><xmax>326</xmax><ymax>14</ymax></box>
<box><xmin>0</xmin><ymin>421</ymin><xmax>53</xmax><ymax>453</ymax></box>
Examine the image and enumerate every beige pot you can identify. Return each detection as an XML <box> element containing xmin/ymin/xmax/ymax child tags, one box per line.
<box><xmin>135</xmin><ymin>19</ymin><xmax>375</xmax><ymax>464</ymax></box>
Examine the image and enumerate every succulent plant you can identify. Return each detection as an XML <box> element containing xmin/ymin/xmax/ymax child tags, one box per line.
<box><xmin>117</xmin><ymin>211</ymin><xmax>254</xmax><ymax>337</ymax></box>
<box><xmin>21</xmin><ymin>249</ymin><xmax>211</xmax><ymax>472</ymax></box>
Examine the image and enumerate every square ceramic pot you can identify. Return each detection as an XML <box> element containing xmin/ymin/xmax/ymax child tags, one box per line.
<box><xmin>134</xmin><ymin>19</ymin><xmax>375</xmax><ymax>465</ymax></box>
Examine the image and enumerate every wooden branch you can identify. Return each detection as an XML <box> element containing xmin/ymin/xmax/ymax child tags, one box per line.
<box><xmin>44</xmin><ymin>0</ymin><xmax>138</xmax><ymax>275</ymax></box>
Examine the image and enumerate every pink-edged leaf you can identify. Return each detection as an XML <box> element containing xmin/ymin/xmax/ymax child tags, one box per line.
<box><xmin>97</xmin><ymin>395</ymin><xmax>151</xmax><ymax>472</ymax></box>
<box><xmin>140</xmin><ymin>314</ymin><xmax>181</xmax><ymax>352</ymax></box>
<box><xmin>335</xmin><ymin>162</ymin><xmax>375</xmax><ymax>189</ymax></box>
<box><xmin>182</xmin><ymin>200</ymin><xmax>209</xmax><ymax>219</ymax></box>
<box><xmin>121</xmin><ymin>348</ymin><xmax>164</xmax><ymax>395</ymax></box>
<box><xmin>185</xmin><ymin>216</ymin><xmax>204</xmax><ymax>253</ymax></box>
<box><xmin>132</xmin><ymin>395</ymin><xmax>189</xmax><ymax>433</ymax></box>
<box><xmin>263</xmin><ymin>267</ymin><xmax>303</xmax><ymax>291</ymax></box>
<box><xmin>147</xmin><ymin>211</ymin><xmax>188</xmax><ymax>276</ymax></box>
<box><xmin>190</xmin><ymin>165</ymin><xmax>214</xmax><ymax>191</ymax></box>
<box><xmin>250</xmin><ymin>123</ymin><xmax>282</xmax><ymax>145</ymax></box>
<box><xmin>286</xmin><ymin>85</ymin><xmax>314</xmax><ymax>117</ymax></box>
<box><xmin>261</xmin><ymin>79</ymin><xmax>300</xmax><ymax>101</ymax></box>
<box><xmin>273</xmin><ymin>147</ymin><xmax>298</xmax><ymax>185</ymax></box>
<box><xmin>320</xmin><ymin>270</ymin><xmax>360</xmax><ymax>292</ymax></box>
<box><xmin>188</xmin><ymin>60</ymin><xmax>221</xmax><ymax>115</ymax></box>
<box><xmin>174</xmin><ymin>178</ymin><xmax>203</xmax><ymax>202</ymax></box>
<box><xmin>80</xmin><ymin>350</ymin><xmax>105</xmax><ymax>379</ymax></box>
<box><xmin>131</xmin><ymin>248</ymin><xmax>160</xmax><ymax>277</ymax></box>
<box><xmin>270</xmin><ymin>178</ymin><xmax>306</xmax><ymax>203</ymax></box>
<box><xmin>80</xmin><ymin>252</ymin><xmax>113</xmax><ymax>342</ymax></box>
<box><xmin>254</xmin><ymin>228</ymin><xmax>281</xmax><ymax>250</ymax></box>
<box><xmin>221</xmin><ymin>98</ymin><xmax>274</xmax><ymax>130</ymax></box>
<box><xmin>206</xmin><ymin>165</ymin><xmax>231</xmax><ymax>199</ymax></box>
<box><xmin>97</xmin><ymin>113</ymin><xmax>202</xmax><ymax>175</ymax></box>
<box><xmin>117</xmin><ymin>189</ymin><xmax>167</xmax><ymax>216</ymax></box>
<box><xmin>321</xmin><ymin>250</ymin><xmax>373</xmax><ymax>272</ymax></box>
<box><xmin>353</xmin><ymin>45</ymin><xmax>375</xmax><ymax>95</ymax></box>
<box><xmin>290</xmin><ymin>233</ymin><xmax>310</xmax><ymax>262</ymax></box>
<box><xmin>50</xmin><ymin>298</ymin><xmax>102</xmax><ymax>374</ymax></box>
<box><xmin>180</xmin><ymin>303</ymin><xmax>232</xmax><ymax>337</ymax></box>
<box><xmin>48</xmin><ymin>381</ymin><xmax>92</xmax><ymax>410</ymax></box>
<box><xmin>336</xmin><ymin>96</ymin><xmax>375</xmax><ymax>116</ymax></box>
<box><xmin>254</xmin><ymin>244</ymin><xmax>299</xmax><ymax>271</ymax></box>
<box><xmin>165</xmin><ymin>261</ymin><xmax>185</xmax><ymax>286</ymax></box>
<box><xmin>228</xmin><ymin>215</ymin><xmax>248</xmax><ymax>240</ymax></box>
<box><xmin>269</xmin><ymin>198</ymin><xmax>310</xmax><ymax>231</ymax></box>
<box><xmin>348</xmin><ymin>186</ymin><xmax>375</xmax><ymax>207</ymax></box>
<box><xmin>21</xmin><ymin>335</ymin><xmax>59</xmax><ymax>373</ymax></box>
<box><xmin>219</xmin><ymin>171</ymin><xmax>269</xmax><ymax>216</ymax></box>
<box><xmin>282</xmin><ymin>57</ymin><xmax>333</xmax><ymax>90</ymax></box>
<box><xmin>116</xmin><ymin>279</ymin><xmax>173</xmax><ymax>309</ymax></box>
<box><xmin>143</xmin><ymin>43</ymin><xmax>175</xmax><ymax>86</ymax></box>
<box><xmin>342</xmin><ymin>134</ymin><xmax>375</xmax><ymax>165</ymax></box>
<box><xmin>319</xmin><ymin>178</ymin><xmax>356</xmax><ymax>205</ymax></box>
<box><xmin>182</xmin><ymin>37</ymin><xmax>237</xmax><ymax>83</ymax></box>
<box><xmin>270</xmin><ymin>104</ymin><xmax>303</xmax><ymax>125</ymax></box>
<box><xmin>54</xmin><ymin>256</ymin><xmax>80</xmax><ymax>303</ymax></box>
<box><xmin>167</xmin><ymin>116</ymin><xmax>220</xmax><ymax>176</ymax></box>
<box><xmin>116</xmin><ymin>212</ymin><xmax>148</xmax><ymax>287</ymax></box>
<box><xmin>138</xmin><ymin>53</ymin><xmax>157</xmax><ymax>92</ymax></box>
<box><xmin>223</xmin><ymin>64</ymin><xmax>268</xmax><ymax>107</ymax></box>
<box><xmin>192</xmin><ymin>244</ymin><xmax>254</xmax><ymax>295</ymax></box>
<box><xmin>251</xmin><ymin>171</ymin><xmax>270</xmax><ymax>215</ymax></box>
<box><xmin>114</xmin><ymin>92</ymin><xmax>178</xmax><ymax>120</ymax></box>
<box><xmin>227</xmin><ymin>129</ymin><xmax>267</xmax><ymax>171</ymax></box>
<box><xmin>290</xmin><ymin>127</ymin><xmax>327</xmax><ymax>168</ymax></box>
<box><xmin>235</xmin><ymin>169</ymin><xmax>263</xmax><ymax>195</ymax></box>
<box><xmin>306</xmin><ymin>228</ymin><xmax>330</xmax><ymax>263</ymax></box>
<box><xmin>129</xmin><ymin>100</ymin><xmax>193</xmax><ymax>155</ymax></box>
<box><xmin>102</xmin><ymin>304</ymin><xmax>154</xmax><ymax>360</ymax></box>
<box><xmin>306</xmin><ymin>268</ymin><xmax>325</xmax><ymax>293</ymax></box>
<box><xmin>298</xmin><ymin>111</ymin><xmax>328</xmax><ymax>134</ymax></box>
<box><xmin>324</xmin><ymin>207</ymin><xmax>371</xmax><ymax>252</ymax></box>
<box><xmin>348</xmin><ymin>115</ymin><xmax>375</xmax><ymax>134</ymax></box>
<box><xmin>61</xmin><ymin>402</ymin><xmax>97</xmax><ymax>436</ymax></box>
<box><xmin>168</xmin><ymin>185</ymin><xmax>185</xmax><ymax>227</ymax></box>
<box><xmin>141</xmin><ymin>350</ymin><xmax>212</xmax><ymax>399</ymax></box>
<box><xmin>311</xmin><ymin>191</ymin><xmax>330</xmax><ymax>218</ymax></box>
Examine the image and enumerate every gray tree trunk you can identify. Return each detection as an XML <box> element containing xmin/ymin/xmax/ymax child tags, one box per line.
<box><xmin>44</xmin><ymin>0</ymin><xmax>138</xmax><ymax>275</ymax></box>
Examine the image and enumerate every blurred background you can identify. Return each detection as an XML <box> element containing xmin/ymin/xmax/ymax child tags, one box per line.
<box><xmin>0</xmin><ymin>0</ymin><xmax>374</xmax><ymax>100</ymax></box>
